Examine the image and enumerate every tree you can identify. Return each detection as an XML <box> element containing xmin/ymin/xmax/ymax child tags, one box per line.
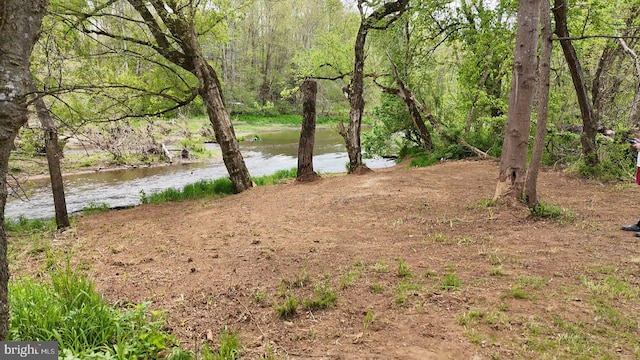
<box><xmin>524</xmin><ymin>0</ymin><xmax>552</xmax><ymax>207</ymax></box>
<box><xmin>0</xmin><ymin>0</ymin><xmax>49</xmax><ymax>340</ymax></box>
<box><xmin>552</xmin><ymin>0</ymin><xmax>599</xmax><ymax>165</ymax></box>
<box><xmin>339</xmin><ymin>0</ymin><xmax>409</xmax><ymax>174</ymax></box>
<box><xmin>29</xmin><ymin>79</ymin><xmax>70</xmax><ymax>228</ymax></box>
<box><xmin>297</xmin><ymin>80</ymin><xmax>320</xmax><ymax>182</ymax></box>
<box><xmin>494</xmin><ymin>0</ymin><xmax>540</xmax><ymax>201</ymax></box>
<box><xmin>73</xmin><ymin>0</ymin><xmax>253</xmax><ymax>192</ymax></box>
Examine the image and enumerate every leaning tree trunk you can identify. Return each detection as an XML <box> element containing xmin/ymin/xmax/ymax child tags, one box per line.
<box><xmin>193</xmin><ymin>57</ymin><xmax>253</xmax><ymax>192</ymax></box>
<box><xmin>297</xmin><ymin>80</ymin><xmax>320</xmax><ymax>182</ymax></box>
<box><xmin>0</xmin><ymin>0</ymin><xmax>49</xmax><ymax>340</ymax></box>
<box><xmin>495</xmin><ymin>0</ymin><xmax>541</xmax><ymax>201</ymax></box>
<box><xmin>30</xmin><ymin>80</ymin><xmax>70</xmax><ymax>228</ymax></box>
<box><xmin>524</xmin><ymin>0</ymin><xmax>552</xmax><ymax>207</ymax></box>
<box><xmin>553</xmin><ymin>0</ymin><xmax>599</xmax><ymax>165</ymax></box>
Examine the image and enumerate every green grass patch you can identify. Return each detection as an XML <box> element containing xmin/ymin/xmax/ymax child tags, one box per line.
<box><xmin>82</xmin><ymin>202</ymin><xmax>110</xmax><ymax>215</ymax></box>
<box><xmin>9</xmin><ymin>266</ymin><xmax>180</xmax><ymax>358</ymax></box>
<box><xmin>529</xmin><ymin>201</ymin><xmax>575</xmax><ymax>222</ymax></box>
<box><xmin>302</xmin><ymin>282</ymin><xmax>338</xmax><ymax>311</ymax></box>
<box><xmin>140</xmin><ymin>168</ymin><xmax>297</xmax><ymax>204</ymax></box>
<box><xmin>5</xmin><ymin>216</ymin><xmax>57</xmax><ymax>234</ymax></box>
<box><xmin>275</xmin><ymin>297</ymin><xmax>298</xmax><ymax>319</ymax></box>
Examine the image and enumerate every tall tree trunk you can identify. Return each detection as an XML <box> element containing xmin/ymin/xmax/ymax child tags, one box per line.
<box><xmin>340</xmin><ymin>0</ymin><xmax>409</xmax><ymax>174</ymax></box>
<box><xmin>495</xmin><ymin>0</ymin><xmax>541</xmax><ymax>201</ymax></box>
<box><xmin>0</xmin><ymin>0</ymin><xmax>49</xmax><ymax>340</ymax></box>
<box><xmin>297</xmin><ymin>80</ymin><xmax>320</xmax><ymax>182</ymax></box>
<box><xmin>341</xmin><ymin>25</ymin><xmax>370</xmax><ymax>174</ymax></box>
<box><xmin>29</xmin><ymin>81</ymin><xmax>70</xmax><ymax>228</ymax></box>
<box><xmin>552</xmin><ymin>0</ymin><xmax>599</xmax><ymax>165</ymax></box>
<box><xmin>525</xmin><ymin>0</ymin><xmax>552</xmax><ymax>207</ymax></box>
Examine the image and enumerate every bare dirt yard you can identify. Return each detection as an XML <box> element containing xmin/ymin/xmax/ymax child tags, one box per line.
<box><xmin>19</xmin><ymin>159</ymin><xmax>640</xmax><ymax>359</ymax></box>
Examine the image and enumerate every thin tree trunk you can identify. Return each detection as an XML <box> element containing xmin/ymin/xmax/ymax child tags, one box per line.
<box><xmin>525</xmin><ymin>0</ymin><xmax>552</xmax><ymax>207</ymax></box>
<box><xmin>297</xmin><ymin>80</ymin><xmax>320</xmax><ymax>182</ymax></box>
<box><xmin>388</xmin><ymin>57</ymin><xmax>432</xmax><ymax>152</ymax></box>
<box><xmin>0</xmin><ymin>0</ymin><xmax>49</xmax><ymax>340</ymax></box>
<box><xmin>618</xmin><ymin>38</ymin><xmax>640</xmax><ymax>126</ymax></box>
<box><xmin>495</xmin><ymin>0</ymin><xmax>541</xmax><ymax>201</ymax></box>
<box><xmin>341</xmin><ymin>25</ymin><xmax>370</xmax><ymax>174</ymax></box>
<box><xmin>553</xmin><ymin>0</ymin><xmax>599</xmax><ymax>165</ymax></box>
<box><xmin>29</xmin><ymin>81</ymin><xmax>70</xmax><ymax>228</ymax></box>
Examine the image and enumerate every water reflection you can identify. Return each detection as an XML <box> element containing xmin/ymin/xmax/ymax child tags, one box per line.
<box><xmin>6</xmin><ymin>129</ymin><xmax>394</xmax><ymax>219</ymax></box>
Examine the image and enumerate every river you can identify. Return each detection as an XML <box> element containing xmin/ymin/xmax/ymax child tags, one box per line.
<box><xmin>6</xmin><ymin>129</ymin><xmax>395</xmax><ymax>220</ymax></box>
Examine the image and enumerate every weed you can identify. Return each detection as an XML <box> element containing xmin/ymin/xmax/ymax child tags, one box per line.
<box><xmin>370</xmin><ymin>284</ymin><xmax>384</xmax><ymax>293</ymax></box>
<box><xmin>395</xmin><ymin>281</ymin><xmax>422</xmax><ymax>306</ymax></box>
<box><xmin>252</xmin><ymin>290</ymin><xmax>267</xmax><ymax>303</ymax></box>
<box><xmin>397</xmin><ymin>259</ymin><xmax>413</xmax><ymax>278</ymax></box>
<box><xmin>529</xmin><ymin>201</ymin><xmax>575</xmax><ymax>222</ymax></box>
<box><xmin>441</xmin><ymin>273</ymin><xmax>462</xmax><ymax>291</ymax></box>
<box><xmin>363</xmin><ymin>310</ymin><xmax>375</xmax><ymax>332</ymax></box>
<box><xmin>489</xmin><ymin>265</ymin><xmax>504</xmax><ymax>276</ymax></box>
<box><xmin>371</xmin><ymin>260</ymin><xmax>389</xmax><ymax>274</ymax></box>
<box><xmin>340</xmin><ymin>265</ymin><xmax>364</xmax><ymax>289</ymax></box>
<box><xmin>9</xmin><ymin>267</ymin><xmax>181</xmax><ymax>358</ymax></box>
<box><xmin>302</xmin><ymin>282</ymin><xmax>338</xmax><ymax>311</ymax></box>
<box><xmin>275</xmin><ymin>297</ymin><xmax>298</xmax><ymax>319</ymax></box>
<box><xmin>507</xmin><ymin>284</ymin><xmax>528</xmax><ymax>299</ymax></box>
<box><xmin>457</xmin><ymin>309</ymin><xmax>484</xmax><ymax>325</ymax></box>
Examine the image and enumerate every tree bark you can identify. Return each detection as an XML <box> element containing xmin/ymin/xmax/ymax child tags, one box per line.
<box><xmin>0</xmin><ymin>0</ymin><xmax>49</xmax><ymax>340</ymax></box>
<box><xmin>343</xmin><ymin>24</ymin><xmax>370</xmax><ymax>174</ymax></box>
<box><xmin>495</xmin><ymin>0</ymin><xmax>541</xmax><ymax>201</ymax></box>
<box><xmin>524</xmin><ymin>0</ymin><xmax>552</xmax><ymax>207</ymax></box>
<box><xmin>29</xmin><ymin>81</ymin><xmax>70</xmax><ymax>229</ymax></box>
<box><xmin>297</xmin><ymin>80</ymin><xmax>320</xmax><ymax>182</ymax></box>
<box><xmin>552</xmin><ymin>0</ymin><xmax>599</xmax><ymax>165</ymax></box>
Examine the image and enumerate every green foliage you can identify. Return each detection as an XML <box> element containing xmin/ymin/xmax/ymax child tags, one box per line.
<box><xmin>9</xmin><ymin>267</ymin><xmax>177</xmax><ymax>358</ymax></box>
<box><xmin>14</xmin><ymin>128</ymin><xmax>46</xmax><ymax>157</ymax></box>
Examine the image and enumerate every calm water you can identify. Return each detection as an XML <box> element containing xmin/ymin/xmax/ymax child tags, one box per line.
<box><xmin>6</xmin><ymin>129</ymin><xmax>394</xmax><ymax>219</ymax></box>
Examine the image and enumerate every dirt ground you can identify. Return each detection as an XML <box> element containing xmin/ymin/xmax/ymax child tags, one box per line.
<box><xmin>25</xmin><ymin>159</ymin><xmax>640</xmax><ymax>359</ymax></box>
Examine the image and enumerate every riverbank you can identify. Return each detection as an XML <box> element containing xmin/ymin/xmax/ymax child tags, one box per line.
<box><xmin>8</xmin><ymin>119</ymin><xmax>336</xmax><ymax>182</ymax></box>
<box><xmin>10</xmin><ymin>159</ymin><xmax>640</xmax><ymax>358</ymax></box>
